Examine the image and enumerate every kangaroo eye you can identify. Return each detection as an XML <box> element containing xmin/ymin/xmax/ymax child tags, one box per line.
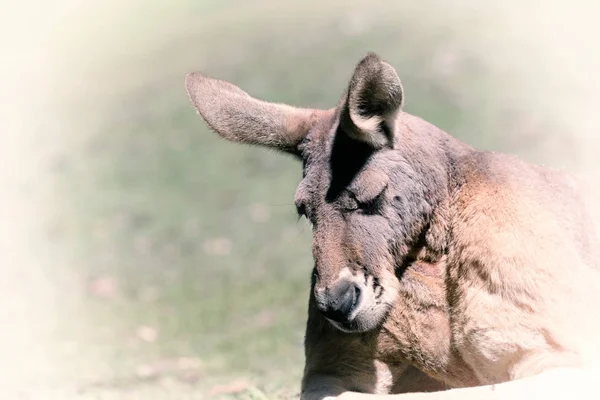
<box><xmin>340</xmin><ymin>194</ymin><xmax>359</xmax><ymax>212</ymax></box>
<box><xmin>360</xmin><ymin>188</ymin><xmax>387</xmax><ymax>213</ymax></box>
<box><xmin>343</xmin><ymin>186</ymin><xmax>387</xmax><ymax>214</ymax></box>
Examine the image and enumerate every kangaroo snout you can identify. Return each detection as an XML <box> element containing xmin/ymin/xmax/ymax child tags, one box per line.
<box><xmin>315</xmin><ymin>280</ymin><xmax>361</xmax><ymax>323</ymax></box>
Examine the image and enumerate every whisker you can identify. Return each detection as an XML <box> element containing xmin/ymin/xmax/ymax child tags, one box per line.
<box><xmin>297</xmin><ymin>218</ymin><xmax>312</xmax><ymax>234</ymax></box>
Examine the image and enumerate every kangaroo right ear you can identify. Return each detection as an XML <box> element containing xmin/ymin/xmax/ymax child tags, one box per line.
<box><xmin>185</xmin><ymin>72</ymin><xmax>319</xmax><ymax>155</ymax></box>
<box><xmin>339</xmin><ymin>52</ymin><xmax>404</xmax><ymax>149</ymax></box>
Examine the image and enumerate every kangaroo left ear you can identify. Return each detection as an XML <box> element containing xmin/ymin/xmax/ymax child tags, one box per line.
<box><xmin>185</xmin><ymin>72</ymin><xmax>319</xmax><ymax>156</ymax></box>
<box><xmin>339</xmin><ymin>52</ymin><xmax>404</xmax><ymax>149</ymax></box>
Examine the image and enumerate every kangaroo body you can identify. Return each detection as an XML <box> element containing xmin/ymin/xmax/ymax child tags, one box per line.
<box><xmin>185</xmin><ymin>53</ymin><xmax>600</xmax><ymax>400</ymax></box>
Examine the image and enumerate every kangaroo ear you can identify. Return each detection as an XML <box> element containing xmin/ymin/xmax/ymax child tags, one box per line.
<box><xmin>185</xmin><ymin>73</ymin><xmax>316</xmax><ymax>155</ymax></box>
<box><xmin>339</xmin><ymin>52</ymin><xmax>404</xmax><ymax>149</ymax></box>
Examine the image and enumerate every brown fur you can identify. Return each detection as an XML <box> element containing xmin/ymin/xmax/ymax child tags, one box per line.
<box><xmin>185</xmin><ymin>53</ymin><xmax>600</xmax><ymax>399</ymax></box>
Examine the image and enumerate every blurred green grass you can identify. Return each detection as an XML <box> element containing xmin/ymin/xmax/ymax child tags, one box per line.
<box><xmin>37</xmin><ymin>0</ymin><xmax>589</xmax><ymax>398</ymax></box>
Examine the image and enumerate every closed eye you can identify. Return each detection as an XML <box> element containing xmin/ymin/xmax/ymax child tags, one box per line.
<box><xmin>354</xmin><ymin>186</ymin><xmax>387</xmax><ymax>215</ymax></box>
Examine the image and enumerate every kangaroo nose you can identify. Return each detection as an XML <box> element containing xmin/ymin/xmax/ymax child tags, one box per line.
<box><xmin>316</xmin><ymin>280</ymin><xmax>361</xmax><ymax>323</ymax></box>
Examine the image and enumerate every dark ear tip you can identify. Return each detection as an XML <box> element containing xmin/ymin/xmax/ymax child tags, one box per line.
<box><xmin>358</xmin><ymin>52</ymin><xmax>384</xmax><ymax>68</ymax></box>
<box><xmin>354</xmin><ymin>52</ymin><xmax>398</xmax><ymax>84</ymax></box>
<box><xmin>363</xmin><ymin>51</ymin><xmax>382</xmax><ymax>61</ymax></box>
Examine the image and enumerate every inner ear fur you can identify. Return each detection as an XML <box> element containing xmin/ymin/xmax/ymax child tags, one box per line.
<box><xmin>340</xmin><ymin>52</ymin><xmax>404</xmax><ymax>149</ymax></box>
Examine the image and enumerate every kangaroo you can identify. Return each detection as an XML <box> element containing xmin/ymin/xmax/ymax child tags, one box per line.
<box><xmin>185</xmin><ymin>53</ymin><xmax>600</xmax><ymax>399</ymax></box>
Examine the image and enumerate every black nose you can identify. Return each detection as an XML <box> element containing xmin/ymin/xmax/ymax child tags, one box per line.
<box><xmin>317</xmin><ymin>281</ymin><xmax>360</xmax><ymax>323</ymax></box>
